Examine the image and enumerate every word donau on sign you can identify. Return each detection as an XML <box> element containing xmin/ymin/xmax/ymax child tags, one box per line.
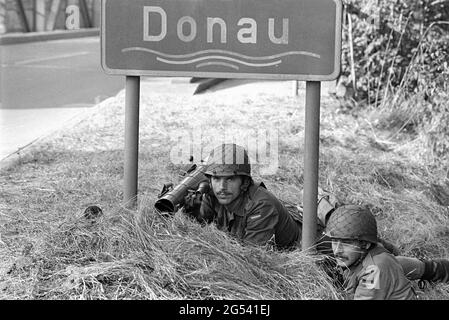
<box><xmin>143</xmin><ymin>6</ymin><xmax>289</xmax><ymax>45</ymax></box>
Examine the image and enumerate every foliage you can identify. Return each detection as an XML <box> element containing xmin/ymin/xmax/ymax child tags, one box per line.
<box><xmin>340</xmin><ymin>0</ymin><xmax>449</xmax><ymax>162</ymax></box>
<box><xmin>340</xmin><ymin>0</ymin><xmax>449</xmax><ymax>105</ymax></box>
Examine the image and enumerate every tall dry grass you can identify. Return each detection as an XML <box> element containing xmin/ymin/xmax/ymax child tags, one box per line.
<box><xmin>2</xmin><ymin>194</ymin><xmax>339</xmax><ymax>300</ymax></box>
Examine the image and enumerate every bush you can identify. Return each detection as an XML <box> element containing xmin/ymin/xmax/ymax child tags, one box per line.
<box><xmin>387</xmin><ymin>29</ymin><xmax>449</xmax><ymax>162</ymax></box>
<box><xmin>340</xmin><ymin>0</ymin><xmax>449</xmax><ymax>163</ymax></box>
<box><xmin>419</xmin><ymin>89</ymin><xmax>449</xmax><ymax>162</ymax></box>
<box><xmin>340</xmin><ymin>0</ymin><xmax>449</xmax><ymax>106</ymax></box>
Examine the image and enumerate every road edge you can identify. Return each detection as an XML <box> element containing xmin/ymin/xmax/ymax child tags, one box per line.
<box><xmin>0</xmin><ymin>95</ymin><xmax>119</xmax><ymax>172</ymax></box>
<box><xmin>0</xmin><ymin>28</ymin><xmax>99</xmax><ymax>45</ymax></box>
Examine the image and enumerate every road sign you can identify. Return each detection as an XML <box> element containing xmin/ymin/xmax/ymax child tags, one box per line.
<box><xmin>101</xmin><ymin>0</ymin><xmax>342</xmax><ymax>80</ymax></box>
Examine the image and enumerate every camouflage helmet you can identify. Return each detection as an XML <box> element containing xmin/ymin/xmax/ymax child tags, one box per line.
<box><xmin>204</xmin><ymin>143</ymin><xmax>251</xmax><ymax>177</ymax></box>
<box><xmin>325</xmin><ymin>205</ymin><xmax>378</xmax><ymax>244</ymax></box>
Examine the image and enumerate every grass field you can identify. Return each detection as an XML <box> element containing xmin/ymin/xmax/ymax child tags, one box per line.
<box><xmin>0</xmin><ymin>78</ymin><xmax>448</xmax><ymax>299</ymax></box>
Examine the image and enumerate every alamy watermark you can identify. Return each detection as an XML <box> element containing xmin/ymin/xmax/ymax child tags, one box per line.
<box><xmin>169</xmin><ymin>128</ymin><xmax>279</xmax><ymax>176</ymax></box>
<box><xmin>65</xmin><ymin>5</ymin><xmax>81</xmax><ymax>30</ymax></box>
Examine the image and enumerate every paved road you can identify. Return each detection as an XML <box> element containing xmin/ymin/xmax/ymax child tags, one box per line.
<box><xmin>0</xmin><ymin>36</ymin><xmax>125</xmax><ymax>161</ymax></box>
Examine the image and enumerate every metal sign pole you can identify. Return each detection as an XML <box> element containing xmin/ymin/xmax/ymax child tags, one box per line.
<box><xmin>124</xmin><ymin>75</ymin><xmax>140</xmax><ymax>208</ymax></box>
<box><xmin>302</xmin><ymin>81</ymin><xmax>321</xmax><ymax>251</ymax></box>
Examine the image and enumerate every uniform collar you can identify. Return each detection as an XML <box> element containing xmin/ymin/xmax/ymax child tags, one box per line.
<box><xmin>223</xmin><ymin>191</ymin><xmax>248</xmax><ymax>217</ymax></box>
<box><xmin>345</xmin><ymin>244</ymin><xmax>386</xmax><ymax>276</ymax></box>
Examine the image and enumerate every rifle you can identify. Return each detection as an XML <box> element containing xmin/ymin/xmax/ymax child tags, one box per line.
<box><xmin>154</xmin><ymin>163</ymin><xmax>210</xmax><ymax>214</ymax></box>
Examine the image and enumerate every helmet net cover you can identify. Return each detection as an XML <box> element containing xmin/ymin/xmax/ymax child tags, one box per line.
<box><xmin>325</xmin><ymin>205</ymin><xmax>378</xmax><ymax>244</ymax></box>
<box><xmin>205</xmin><ymin>143</ymin><xmax>251</xmax><ymax>177</ymax></box>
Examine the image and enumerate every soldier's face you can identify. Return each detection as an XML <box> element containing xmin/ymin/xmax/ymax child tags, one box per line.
<box><xmin>331</xmin><ymin>239</ymin><xmax>366</xmax><ymax>268</ymax></box>
<box><xmin>211</xmin><ymin>175</ymin><xmax>243</xmax><ymax>205</ymax></box>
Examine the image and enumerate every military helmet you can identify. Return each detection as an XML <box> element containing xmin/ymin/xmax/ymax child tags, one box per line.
<box><xmin>204</xmin><ymin>143</ymin><xmax>251</xmax><ymax>177</ymax></box>
<box><xmin>325</xmin><ymin>205</ymin><xmax>378</xmax><ymax>244</ymax></box>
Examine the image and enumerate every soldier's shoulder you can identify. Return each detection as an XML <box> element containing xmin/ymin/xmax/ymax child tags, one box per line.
<box><xmin>245</xmin><ymin>183</ymin><xmax>279</xmax><ymax>211</ymax></box>
<box><xmin>364</xmin><ymin>245</ymin><xmax>400</xmax><ymax>271</ymax></box>
<box><xmin>248</xmin><ymin>182</ymin><xmax>278</xmax><ymax>202</ymax></box>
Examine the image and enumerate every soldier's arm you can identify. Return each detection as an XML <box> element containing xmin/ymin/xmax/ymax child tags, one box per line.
<box><xmin>353</xmin><ymin>264</ymin><xmax>389</xmax><ymax>300</ymax></box>
<box><xmin>197</xmin><ymin>193</ymin><xmax>215</xmax><ymax>223</ymax></box>
<box><xmin>183</xmin><ymin>192</ymin><xmax>215</xmax><ymax>223</ymax></box>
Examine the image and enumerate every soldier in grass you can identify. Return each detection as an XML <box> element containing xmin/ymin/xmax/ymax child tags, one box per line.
<box><xmin>324</xmin><ymin>205</ymin><xmax>416</xmax><ymax>299</ymax></box>
<box><xmin>325</xmin><ymin>205</ymin><xmax>449</xmax><ymax>299</ymax></box>
<box><xmin>182</xmin><ymin>143</ymin><xmax>449</xmax><ymax>295</ymax></box>
<box><xmin>184</xmin><ymin>143</ymin><xmax>307</xmax><ymax>250</ymax></box>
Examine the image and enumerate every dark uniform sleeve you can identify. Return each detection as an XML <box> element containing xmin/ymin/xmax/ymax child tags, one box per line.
<box><xmin>198</xmin><ymin>193</ymin><xmax>216</xmax><ymax>223</ymax></box>
<box><xmin>243</xmin><ymin>199</ymin><xmax>279</xmax><ymax>246</ymax></box>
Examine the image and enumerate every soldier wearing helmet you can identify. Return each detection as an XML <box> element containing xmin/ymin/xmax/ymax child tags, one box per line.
<box><xmin>186</xmin><ymin>143</ymin><xmax>303</xmax><ymax>249</ymax></box>
<box><xmin>325</xmin><ymin>205</ymin><xmax>416</xmax><ymax>300</ymax></box>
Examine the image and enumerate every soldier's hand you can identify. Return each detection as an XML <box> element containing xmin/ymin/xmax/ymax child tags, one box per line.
<box><xmin>183</xmin><ymin>190</ymin><xmax>203</xmax><ymax>213</ymax></box>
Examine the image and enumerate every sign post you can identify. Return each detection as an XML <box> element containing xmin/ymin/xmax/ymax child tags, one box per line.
<box><xmin>302</xmin><ymin>81</ymin><xmax>321</xmax><ymax>251</ymax></box>
<box><xmin>124</xmin><ymin>76</ymin><xmax>140</xmax><ymax>208</ymax></box>
<box><xmin>101</xmin><ymin>0</ymin><xmax>342</xmax><ymax>248</ymax></box>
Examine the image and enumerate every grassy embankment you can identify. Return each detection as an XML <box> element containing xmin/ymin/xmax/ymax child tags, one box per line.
<box><xmin>0</xmin><ymin>79</ymin><xmax>448</xmax><ymax>299</ymax></box>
